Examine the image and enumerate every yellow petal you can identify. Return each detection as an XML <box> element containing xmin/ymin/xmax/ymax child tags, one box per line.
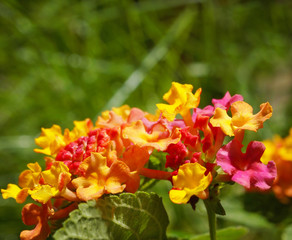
<box><xmin>170</xmin><ymin>163</ymin><xmax>212</xmax><ymax>204</ymax></box>
<box><xmin>69</xmin><ymin>118</ymin><xmax>93</xmax><ymax>141</ymax></box>
<box><xmin>18</xmin><ymin>170</ymin><xmax>40</xmax><ymax>189</ymax></box>
<box><xmin>29</xmin><ymin>185</ymin><xmax>58</xmax><ymax>204</ymax></box>
<box><xmin>156</xmin><ymin>102</ymin><xmax>180</xmax><ymax>121</ymax></box>
<box><xmin>157</xmin><ymin>82</ymin><xmax>202</xmax><ymax>121</ymax></box>
<box><xmin>18</xmin><ymin>162</ymin><xmax>42</xmax><ymax>189</ymax></box>
<box><xmin>27</xmin><ymin>162</ymin><xmax>42</xmax><ymax>173</ymax></box>
<box><xmin>231</xmin><ymin>101</ymin><xmax>273</xmax><ymax>132</ymax></box>
<box><xmin>163</xmin><ymin>82</ymin><xmax>201</xmax><ymax>109</ymax></box>
<box><xmin>261</xmin><ymin>140</ymin><xmax>276</xmax><ymax>164</ymax></box>
<box><xmin>169</xmin><ymin>189</ymin><xmax>189</xmax><ymax>204</ymax></box>
<box><xmin>79</xmin><ymin>153</ymin><xmax>109</xmax><ymax>176</ymax></box>
<box><xmin>34</xmin><ymin>125</ymin><xmax>67</xmax><ymax>156</ymax></box>
<box><xmin>210</xmin><ymin>108</ymin><xmax>233</xmax><ymax>136</ymax></box>
<box><xmin>211</xmin><ymin>101</ymin><xmax>273</xmax><ymax>136</ymax></box>
<box><xmin>278</xmin><ymin>128</ymin><xmax>292</xmax><ymax>161</ymax></box>
<box><xmin>1</xmin><ymin>184</ymin><xmax>29</xmax><ymax>203</ymax></box>
<box><xmin>41</xmin><ymin>162</ymin><xmax>71</xmax><ymax>190</ymax></box>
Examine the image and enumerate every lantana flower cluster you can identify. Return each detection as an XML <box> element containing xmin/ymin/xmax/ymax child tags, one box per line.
<box><xmin>1</xmin><ymin>82</ymin><xmax>276</xmax><ymax>239</ymax></box>
<box><xmin>262</xmin><ymin>128</ymin><xmax>292</xmax><ymax>203</ymax></box>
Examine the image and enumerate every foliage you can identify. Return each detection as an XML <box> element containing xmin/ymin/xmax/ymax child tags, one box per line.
<box><xmin>54</xmin><ymin>192</ymin><xmax>169</xmax><ymax>240</ymax></box>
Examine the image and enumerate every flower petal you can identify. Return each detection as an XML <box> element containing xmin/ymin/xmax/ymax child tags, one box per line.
<box><xmin>1</xmin><ymin>184</ymin><xmax>29</xmax><ymax>203</ymax></box>
<box><xmin>216</xmin><ymin>140</ymin><xmax>277</xmax><ymax>191</ymax></box>
<box><xmin>210</xmin><ymin>108</ymin><xmax>233</xmax><ymax>136</ymax></box>
<box><xmin>20</xmin><ymin>203</ymin><xmax>50</xmax><ymax>240</ymax></box>
<box><xmin>170</xmin><ymin>163</ymin><xmax>212</xmax><ymax>204</ymax></box>
<box><xmin>122</xmin><ymin>120</ymin><xmax>181</xmax><ymax>151</ymax></box>
<box><xmin>34</xmin><ymin>125</ymin><xmax>67</xmax><ymax>156</ymax></box>
<box><xmin>41</xmin><ymin>162</ymin><xmax>71</xmax><ymax>191</ymax></box>
<box><xmin>156</xmin><ymin>82</ymin><xmax>202</xmax><ymax>121</ymax></box>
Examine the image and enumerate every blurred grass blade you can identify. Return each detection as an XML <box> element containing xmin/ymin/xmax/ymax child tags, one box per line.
<box><xmin>101</xmin><ymin>8</ymin><xmax>196</xmax><ymax>112</ymax></box>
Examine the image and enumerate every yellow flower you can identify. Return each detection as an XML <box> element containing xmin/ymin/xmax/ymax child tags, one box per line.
<box><xmin>1</xmin><ymin>184</ymin><xmax>29</xmax><ymax>204</ymax></box>
<box><xmin>210</xmin><ymin>101</ymin><xmax>273</xmax><ymax>136</ymax></box>
<box><xmin>1</xmin><ymin>162</ymin><xmax>72</xmax><ymax>204</ymax></box>
<box><xmin>34</xmin><ymin>125</ymin><xmax>67</xmax><ymax>156</ymax></box>
<box><xmin>99</xmin><ymin>105</ymin><xmax>131</xmax><ymax>121</ymax></box>
<box><xmin>278</xmin><ymin>128</ymin><xmax>292</xmax><ymax>161</ymax></box>
<box><xmin>1</xmin><ymin>162</ymin><xmax>42</xmax><ymax>203</ymax></box>
<box><xmin>169</xmin><ymin>163</ymin><xmax>212</xmax><ymax>204</ymax></box>
<box><xmin>261</xmin><ymin>128</ymin><xmax>292</xmax><ymax>202</ymax></box>
<box><xmin>156</xmin><ymin>82</ymin><xmax>202</xmax><ymax>122</ymax></box>
<box><xmin>34</xmin><ymin>119</ymin><xmax>93</xmax><ymax>157</ymax></box>
<box><xmin>29</xmin><ymin>162</ymin><xmax>72</xmax><ymax>203</ymax></box>
<box><xmin>261</xmin><ymin>139</ymin><xmax>278</xmax><ymax>164</ymax></box>
<box><xmin>69</xmin><ymin>118</ymin><xmax>93</xmax><ymax>141</ymax></box>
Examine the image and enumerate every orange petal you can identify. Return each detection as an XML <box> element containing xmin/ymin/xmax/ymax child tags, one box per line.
<box><xmin>106</xmin><ymin>160</ymin><xmax>130</xmax><ymax>194</ymax></box>
<box><xmin>19</xmin><ymin>162</ymin><xmax>42</xmax><ymax>189</ymax></box>
<box><xmin>122</xmin><ymin>120</ymin><xmax>181</xmax><ymax>151</ymax></box>
<box><xmin>231</xmin><ymin>101</ymin><xmax>273</xmax><ymax>132</ymax></box>
<box><xmin>20</xmin><ymin>203</ymin><xmax>50</xmax><ymax>240</ymax></box>
<box><xmin>122</xmin><ymin>145</ymin><xmax>150</xmax><ymax>171</ymax></box>
<box><xmin>72</xmin><ymin>175</ymin><xmax>105</xmax><ymax>201</ymax></box>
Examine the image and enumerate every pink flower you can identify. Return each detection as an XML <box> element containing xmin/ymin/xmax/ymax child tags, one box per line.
<box><xmin>212</xmin><ymin>91</ymin><xmax>243</xmax><ymax>110</ymax></box>
<box><xmin>191</xmin><ymin>92</ymin><xmax>243</xmax><ymax>122</ymax></box>
<box><xmin>216</xmin><ymin>140</ymin><xmax>276</xmax><ymax>191</ymax></box>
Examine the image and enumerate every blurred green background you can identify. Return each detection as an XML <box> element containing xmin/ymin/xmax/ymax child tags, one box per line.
<box><xmin>0</xmin><ymin>0</ymin><xmax>292</xmax><ymax>239</ymax></box>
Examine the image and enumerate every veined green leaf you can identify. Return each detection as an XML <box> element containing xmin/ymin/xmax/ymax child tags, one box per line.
<box><xmin>53</xmin><ymin>191</ymin><xmax>169</xmax><ymax>240</ymax></box>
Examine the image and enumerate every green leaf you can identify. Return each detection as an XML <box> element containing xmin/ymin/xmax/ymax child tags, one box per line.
<box><xmin>208</xmin><ymin>198</ymin><xmax>226</xmax><ymax>216</ymax></box>
<box><xmin>53</xmin><ymin>191</ymin><xmax>169</xmax><ymax>240</ymax></box>
<box><xmin>189</xmin><ymin>226</ymin><xmax>248</xmax><ymax>240</ymax></box>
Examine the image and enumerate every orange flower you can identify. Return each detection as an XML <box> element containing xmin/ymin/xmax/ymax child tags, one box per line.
<box><xmin>122</xmin><ymin>145</ymin><xmax>150</xmax><ymax>192</ymax></box>
<box><xmin>262</xmin><ymin>128</ymin><xmax>292</xmax><ymax>203</ymax></box>
<box><xmin>72</xmin><ymin>152</ymin><xmax>130</xmax><ymax>201</ymax></box>
<box><xmin>122</xmin><ymin>120</ymin><xmax>181</xmax><ymax>151</ymax></box>
<box><xmin>210</xmin><ymin>101</ymin><xmax>272</xmax><ymax>136</ymax></box>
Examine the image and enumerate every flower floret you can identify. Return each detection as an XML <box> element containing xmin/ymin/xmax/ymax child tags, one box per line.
<box><xmin>169</xmin><ymin>162</ymin><xmax>212</xmax><ymax>204</ymax></box>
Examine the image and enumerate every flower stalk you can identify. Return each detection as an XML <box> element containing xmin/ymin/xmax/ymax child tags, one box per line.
<box><xmin>204</xmin><ymin>199</ymin><xmax>217</xmax><ymax>240</ymax></box>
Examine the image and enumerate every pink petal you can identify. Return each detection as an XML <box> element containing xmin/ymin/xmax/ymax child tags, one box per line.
<box><xmin>216</xmin><ymin>140</ymin><xmax>277</xmax><ymax>191</ymax></box>
<box><xmin>212</xmin><ymin>92</ymin><xmax>244</xmax><ymax>110</ymax></box>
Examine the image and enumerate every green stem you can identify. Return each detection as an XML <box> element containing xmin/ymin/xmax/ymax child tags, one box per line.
<box><xmin>204</xmin><ymin>199</ymin><xmax>217</xmax><ymax>240</ymax></box>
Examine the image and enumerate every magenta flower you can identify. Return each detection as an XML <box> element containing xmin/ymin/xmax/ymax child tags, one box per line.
<box><xmin>212</xmin><ymin>91</ymin><xmax>244</xmax><ymax>110</ymax></box>
<box><xmin>216</xmin><ymin>140</ymin><xmax>276</xmax><ymax>191</ymax></box>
